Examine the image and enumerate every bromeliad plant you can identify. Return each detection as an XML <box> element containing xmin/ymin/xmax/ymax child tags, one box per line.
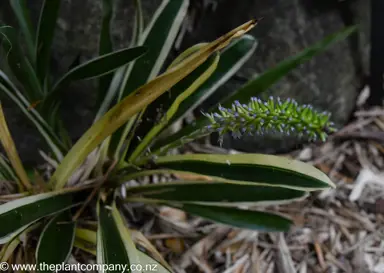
<box><xmin>0</xmin><ymin>0</ymin><xmax>355</xmax><ymax>270</ymax></box>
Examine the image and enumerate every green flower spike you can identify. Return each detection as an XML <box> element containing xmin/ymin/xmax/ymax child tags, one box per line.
<box><xmin>203</xmin><ymin>96</ymin><xmax>336</xmax><ymax>144</ymax></box>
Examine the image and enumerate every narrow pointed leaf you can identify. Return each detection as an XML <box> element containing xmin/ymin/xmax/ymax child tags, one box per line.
<box><xmin>36</xmin><ymin>210</ymin><xmax>76</xmax><ymax>272</ymax></box>
<box><xmin>49</xmin><ymin>20</ymin><xmax>256</xmax><ymax>190</ymax></box>
<box><xmin>118</xmin><ymin>0</ymin><xmax>189</xmax><ymax>100</ymax></box>
<box><xmin>110</xmin><ymin>0</ymin><xmax>189</xmax><ymax>158</ymax></box>
<box><xmin>153</xmin><ymin>26</ymin><xmax>357</xmax><ymax>152</ymax></box>
<box><xmin>128</xmin><ymin>53</ymin><xmax>220</xmax><ymax>161</ymax></box>
<box><xmin>94</xmin><ymin>67</ymin><xmax>126</xmax><ymax>121</ymax></box>
<box><xmin>0</xmin><ymin>26</ymin><xmax>42</xmax><ymax>100</ymax></box>
<box><xmin>173</xmin><ymin>35</ymin><xmax>258</xmax><ymax>122</ymax></box>
<box><xmin>131</xmin><ymin>0</ymin><xmax>144</xmax><ymax>46</ymax></box>
<box><xmin>223</xmin><ymin>26</ymin><xmax>357</xmax><ymax>105</ymax></box>
<box><xmin>35</xmin><ymin>0</ymin><xmax>61</xmax><ymax>83</ymax></box>
<box><xmin>0</xmin><ymin>223</ymin><xmax>39</xmax><ymax>262</ymax></box>
<box><xmin>0</xmin><ymin>233</ymin><xmax>21</xmax><ymax>262</ymax></box>
<box><xmin>0</xmin><ymin>103</ymin><xmax>31</xmax><ymax>190</ymax></box>
<box><xmin>171</xmin><ymin>203</ymin><xmax>292</xmax><ymax>232</ymax></box>
<box><xmin>0</xmin><ymin>153</ymin><xmax>17</xmax><ymax>181</ymax></box>
<box><xmin>75</xmin><ymin>228</ymin><xmax>172</xmax><ymax>272</ymax></box>
<box><xmin>150</xmin><ymin>118</ymin><xmax>208</xmax><ymax>155</ymax></box>
<box><xmin>98</xmin><ymin>0</ymin><xmax>115</xmax><ymax>106</ymax></box>
<box><xmin>97</xmin><ymin>200</ymin><xmax>140</xmax><ymax>273</ymax></box>
<box><xmin>9</xmin><ymin>0</ymin><xmax>35</xmax><ymax>62</ymax></box>
<box><xmin>119</xmin><ymin>43</ymin><xmax>206</xmax><ymax>160</ymax></box>
<box><xmin>152</xmin><ymin>154</ymin><xmax>335</xmax><ymax>191</ymax></box>
<box><xmin>0</xmin><ymin>72</ymin><xmax>66</xmax><ymax>160</ymax></box>
<box><xmin>0</xmin><ymin>189</ymin><xmax>88</xmax><ymax>244</ymax></box>
<box><xmin>125</xmin><ymin>181</ymin><xmax>307</xmax><ymax>206</ymax></box>
<box><xmin>51</xmin><ymin>46</ymin><xmax>148</xmax><ymax>95</ymax></box>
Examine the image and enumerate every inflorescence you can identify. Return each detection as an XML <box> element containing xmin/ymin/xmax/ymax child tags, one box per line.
<box><xmin>203</xmin><ymin>97</ymin><xmax>336</xmax><ymax>143</ymax></box>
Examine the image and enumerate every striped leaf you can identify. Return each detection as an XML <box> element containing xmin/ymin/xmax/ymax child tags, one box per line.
<box><xmin>97</xmin><ymin>200</ymin><xmax>141</xmax><ymax>273</ymax></box>
<box><xmin>49</xmin><ymin>20</ymin><xmax>256</xmax><ymax>190</ymax></box>
<box><xmin>35</xmin><ymin>0</ymin><xmax>61</xmax><ymax>85</ymax></box>
<box><xmin>0</xmin><ymin>153</ymin><xmax>17</xmax><ymax>182</ymax></box>
<box><xmin>127</xmin><ymin>53</ymin><xmax>220</xmax><ymax>161</ymax></box>
<box><xmin>0</xmin><ymin>223</ymin><xmax>39</xmax><ymax>262</ymax></box>
<box><xmin>9</xmin><ymin>0</ymin><xmax>35</xmax><ymax>62</ymax></box>
<box><xmin>117</xmin><ymin>0</ymin><xmax>190</xmax><ymax>100</ymax></box>
<box><xmin>172</xmin><ymin>34</ymin><xmax>258</xmax><ymax>122</ymax></box>
<box><xmin>119</xmin><ymin>43</ymin><xmax>207</xmax><ymax>160</ymax></box>
<box><xmin>152</xmin><ymin>154</ymin><xmax>335</xmax><ymax>191</ymax></box>
<box><xmin>97</xmin><ymin>0</ymin><xmax>115</xmax><ymax>106</ymax></box>
<box><xmin>0</xmin><ymin>189</ymin><xmax>87</xmax><ymax>244</ymax></box>
<box><xmin>131</xmin><ymin>0</ymin><xmax>144</xmax><ymax>46</ymax></box>
<box><xmin>94</xmin><ymin>67</ymin><xmax>127</xmax><ymax>122</ymax></box>
<box><xmin>94</xmin><ymin>0</ymin><xmax>144</xmax><ymax>121</ymax></box>
<box><xmin>75</xmin><ymin>228</ymin><xmax>172</xmax><ymax>272</ymax></box>
<box><xmin>170</xmin><ymin>203</ymin><xmax>292</xmax><ymax>232</ymax></box>
<box><xmin>0</xmin><ymin>71</ymin><xmax>66</xmax><ymax>161</ymax></box>
<box><xmin>0</xmin><ymin>26</ymin><xmax>42</xmax><ymax>100</ymax></box>
<box><xmin>36</xmin><ymin>210</ymin><xmax>76</xmax><ymax>272</ymax></box>
<box><xmin>125</xmin><ymin>180</ymin><xmax>307</xmax><ymax>206</ymax></box>
<box><xmin>152</xmin><ymin>26</ymin><xmax>357</xmax><ymax>153</ymax></box>
<box><xmin>0</xmin><ymin>231</ymin><xmax>21</xmax><ymax>262</ymax></box>
<box><xmin>110</xmin><ymin>0</ymin><xmax>189</xmax><ymax>158</ymax></box>
<box><xmin>50</xmin><ymin>46</ymin><xmax>148</xmax><ymax>97</ymax></box>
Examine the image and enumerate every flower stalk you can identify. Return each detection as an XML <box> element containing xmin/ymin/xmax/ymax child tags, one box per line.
<box><xmin>203</xmin><ymin>97</ymin><xmax>336</xmax><ymax>143</ymax></box>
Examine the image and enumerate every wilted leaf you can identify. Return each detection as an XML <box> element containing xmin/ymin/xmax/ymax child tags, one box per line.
<box><xmin>128</xmin><ymin>53</ymin><xmax>220</xmax><ymax>161</ymax></box>
<box><xmin>153</xmin><ymin>26</ymin><xmax>357</xmax><ymax>152</ymax></box>
<box><xmin>50</xmin><ymin>20</ymin><xmax>256</xmax><ymax>190</ymax></box>
<box><xmin>174</xmin><ymin>34</ymin><xmax>258</xmax><ymax>121</ymax></box>
<box><xmin>110</xmin><ymin>0</ymin><xmax>190</xmax><ymax>158</ymax></box>
<box><xmin>117</xmin><ymin>0</ymin><xmax>190</xmax><ymax>100</ymax></box>
<box><xmin>0</xmin><ymin>103</ymin><xmax>31</xmax><ymax>190</ymax></box>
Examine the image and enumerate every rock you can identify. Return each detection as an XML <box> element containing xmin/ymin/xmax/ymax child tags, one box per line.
<box><xmin>0</xmin><ymin>0</ymin><xmax>161</xmax><ymax>164</ymax></box>
<box><xmin>181</xmin><ymin>0</ymin><xmax>368</xmax><ymax>153</ymax></box>
<box><xmin>0</xmin><ymin>0</ymin><xmax>370</xmax><ymax>161</ymax></box>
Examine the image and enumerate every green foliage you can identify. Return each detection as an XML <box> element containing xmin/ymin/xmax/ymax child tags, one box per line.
<box><xmin>0</xmin><ymin>0</ymin><xmax>354</xmax><ymax>270</ymax></box>
<box><xmin>36</xmin><ymin>211</ymin><xmax>76</xmax><ymax>272</ymax></box>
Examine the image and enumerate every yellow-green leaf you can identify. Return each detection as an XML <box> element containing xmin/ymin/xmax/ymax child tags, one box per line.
<box><xmin>129</xmin><ymin>53</ymin><xmax>220</xmax><ymax>161</ymax></box>
<box><xmin>97</xmin><ymin>199</ymin><xmax>141</xmax><ymax>273</ymax></box>
<box><xmin>0</xmin><ymin>103</ymin><xmax>31</xmax><ymax>191</ymax></box>
<box><xmin>49</xmin><ymin>20</ymin><xmax>257</xmax><ymax>190</ymax></box>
